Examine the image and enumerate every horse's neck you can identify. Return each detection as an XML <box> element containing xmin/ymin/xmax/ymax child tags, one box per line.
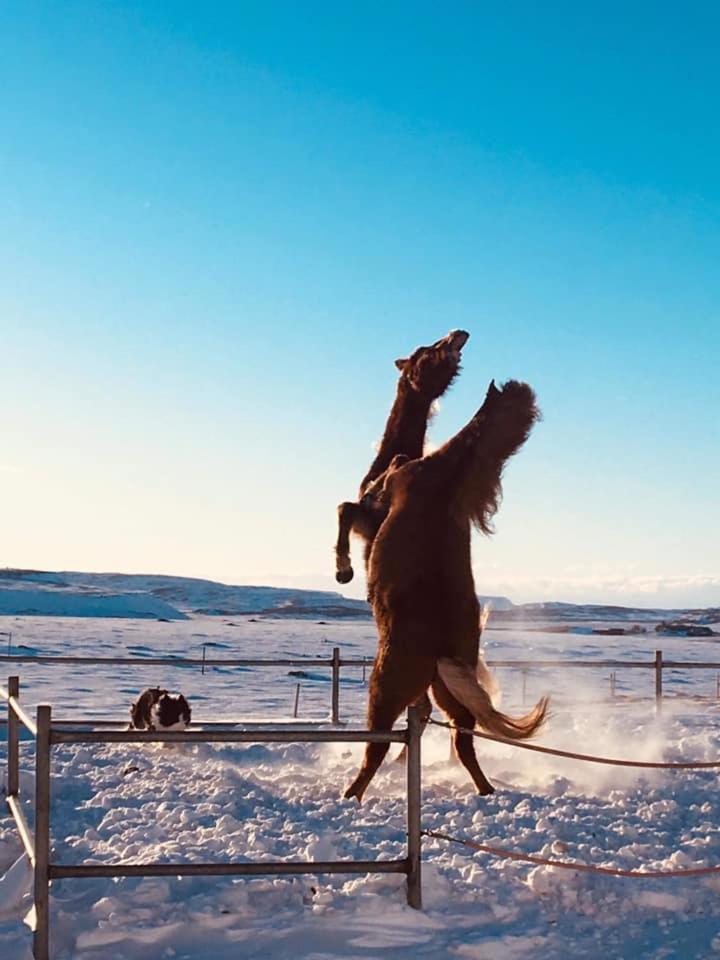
<box><xmin>360</xmin><ymin>384</ymin><xmax>432</xmax><ymax>493</ymax></box>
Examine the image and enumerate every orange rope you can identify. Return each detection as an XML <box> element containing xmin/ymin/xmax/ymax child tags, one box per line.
<box><xmin>422</xmin><ymin>829</ymin><xmax>720</xmax><ymax>878</ymax></box>
<box><xmin>426</xmin><ymin>718</ymin><xmax>720</xmax><ymax>769</ymax></box>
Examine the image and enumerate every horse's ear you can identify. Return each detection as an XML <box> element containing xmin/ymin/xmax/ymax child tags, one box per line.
<box><xmin>395</xmin><ymin>357</ymin><xmax>408</xmax><ymax>371</ymax></box>
<box><xmin>486</xmin><ymin>379</ymin><xmax>500</xmax><ymax>398</ymax></box>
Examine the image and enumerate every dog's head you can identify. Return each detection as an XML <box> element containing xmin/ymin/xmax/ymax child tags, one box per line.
<box><xmin>151</xmin><ymin>693</ymin><xmax>192</xmax><ymax>731</ymax></box>
<box><xmin>130</xmin><ymin>688</ymin><xmax>191</xmax><ymax>730</ymax></box>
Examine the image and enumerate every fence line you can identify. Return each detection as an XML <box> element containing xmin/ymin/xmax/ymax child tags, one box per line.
<box><xmin>3</xmin><ymin>648</ymin><xmax>720</xmax><ymax>724</ymax></box>
<box><xmin>2</xmin><ymin>676</ymin><xmax>424</xmax><ymax>960</ymax></box>
<box><xmin>4</xmin><ymin>652</ymin><xmax>720</xmax><ymax>669</ymax></box>
<box><xmin>0</xmin><ymin>654</ymin><xmax>340</xmax><ymax>667</ymax></box>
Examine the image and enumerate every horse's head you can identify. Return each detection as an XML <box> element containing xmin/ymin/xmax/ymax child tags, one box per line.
<box><xmin>395</xmin><ymin>329</ymin><xmax>469</xmax><ymax>399</ymax></box>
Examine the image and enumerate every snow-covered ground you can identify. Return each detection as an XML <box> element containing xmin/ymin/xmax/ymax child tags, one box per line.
<box><xmin>2</xmin><ymin>614</ymin><xmax>720</xmax><ymax>958</ymax></box>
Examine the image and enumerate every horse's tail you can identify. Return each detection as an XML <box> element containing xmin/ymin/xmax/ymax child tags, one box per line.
<box><xmin>477</xmin><ymin>603</ymin><xmax>501</xmax><ymax>706</ymax></box>
<box><xmin>479</xmin><ymin>602</ymin><xmax>491</xmax><ymax>635</ymax></box>
<box><xmin>437</xmin><ymin>657</ymin><xmax>548</xmax><ymax>740</ymax></box>
<box><xmin>476</xmin><ymin>650</ymin><xmax>501</xmax><ymax>707</ymax></box>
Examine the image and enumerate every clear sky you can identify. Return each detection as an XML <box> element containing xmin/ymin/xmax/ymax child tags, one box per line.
<box><xmin>2</xmin><ymin>2</ymin><xmax>718</xmax><ymax>608</ymax></box>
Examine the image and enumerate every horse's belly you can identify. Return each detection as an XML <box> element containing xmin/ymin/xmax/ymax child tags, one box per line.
<box><xmin>373</xmin><ymin>581</ymin><xmax>479</xmax><ymax>660</ymax></box>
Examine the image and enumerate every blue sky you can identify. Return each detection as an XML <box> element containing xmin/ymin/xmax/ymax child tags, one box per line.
<box><xmin>2</xmin><ymin>2</ymin><xmax>718</xmax><ymax>607</ymax></box>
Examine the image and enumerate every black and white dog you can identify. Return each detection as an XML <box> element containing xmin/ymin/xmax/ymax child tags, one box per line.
<box><xmin>129</xmin><ymin>687</ymin><xmax>192</xmax><ymax>732</ymax></box>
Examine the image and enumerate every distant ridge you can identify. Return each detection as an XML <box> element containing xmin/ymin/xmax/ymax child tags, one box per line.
<box><xmin>494</xmin><ymin>600</ymin><xmax>720</xmax><ymax>624</ymax></box>
<box><xmin>0</xmin><ymin>569</ymin><xmax>369</xmax><ymax>620</ymax></box>
<box><xmin>0</xmin><ymin>569</ymin><xmax>717</xmax><ymax>623</ymax></box>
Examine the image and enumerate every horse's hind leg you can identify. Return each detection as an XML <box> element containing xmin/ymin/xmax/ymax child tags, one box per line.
<box><xmin>431</xmin><ymin>676</ymin><xmax>495</xmax><ymax>796</ymax></box>
<box><xmin>335</xmin><ymin>502</ymin><xmax>359</xmax><ymax>583</ymax></box>
<box><xmin>394</xmin><ymin>690</ymin><xmax>432</xmax><ymax>764</ymax></box>
<box><xmin>344</xmin><ymin>654</ymin><xmax>435</xmax><ymax>802</ymax></box>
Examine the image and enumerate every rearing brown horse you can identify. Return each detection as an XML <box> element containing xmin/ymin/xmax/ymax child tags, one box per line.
<box><xmin>345</xmin><ymin>379</ymin><xmax>549</xmax><ymax>802</ymax></box>
<box><xmin>335</xmin><ymin>330</ymin><xmax>469</xmax><ymax>585</ymax></box>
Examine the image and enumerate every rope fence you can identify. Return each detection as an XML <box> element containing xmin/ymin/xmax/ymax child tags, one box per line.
<box><xmin>422</xmin><ymin>829</ymin><xmax>720</xmax><ymax>879</ymax></box>
<box><xmin>424</xmin><ymin>715</ymin><xmax>720</xmax><ymax>880</ymax></box>
<box><xmin>426</xmin><ymin>718</ymin><xmax>720</xmax><ymax>769</ymax></box>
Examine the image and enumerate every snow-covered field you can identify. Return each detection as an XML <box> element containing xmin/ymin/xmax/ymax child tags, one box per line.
<box><xmin>2</xmin><ymin>614</ymin><xmax>720</xmax><ymax>959</ymax></box>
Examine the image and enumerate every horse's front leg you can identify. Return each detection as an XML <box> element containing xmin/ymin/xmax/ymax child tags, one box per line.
<box><xmin>335</xmin><ymin>501</ymin><xmax>359</xmax><ymax>584</ymax></box>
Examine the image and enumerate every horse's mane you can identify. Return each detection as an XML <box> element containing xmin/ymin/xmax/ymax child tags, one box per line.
<box><xmin>456</xmin><ymin>379</ymin><xmax>540</xmax><ymax>534</ymax></box>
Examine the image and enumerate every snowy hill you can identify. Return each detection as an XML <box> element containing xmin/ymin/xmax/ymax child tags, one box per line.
<box><xmin>0</xmin><ymin>571</ymin><xmax>189</xmax><ymax>620</ymax></box>
<box><xmin>0</xmin><ymin>588</ymin><xmax>189</xmax><ymax>620</ymax></box>
<box><xmin>0</xmin><ymin>569</ymin><xmax>370</xmax><ymax>620</ymax></box>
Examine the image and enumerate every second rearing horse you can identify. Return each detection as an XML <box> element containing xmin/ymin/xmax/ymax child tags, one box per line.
<box><xmin>335</xmin><ymin>330</ymin><xmax>469</xmax><ymax>585</ymax></box>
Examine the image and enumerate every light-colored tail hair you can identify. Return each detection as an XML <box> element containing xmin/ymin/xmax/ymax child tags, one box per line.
<box><xmin>476</xmin><ymin>651</ymin><xmax>501</xmax><ymax>708</ymax></box>
<box><xmin>438</xmin><ymin>657</ymin><xmax>548</xmax><ymax>741</ymax></box>
<box><xmin>477</xmin><ymin>603</ymin><xmax>500</xmax><ymax>706</ymax></box>
<box><xmin>476</xmin><ymin>602</ymin><xmax>501</xmax><ymax>706</ymax></box>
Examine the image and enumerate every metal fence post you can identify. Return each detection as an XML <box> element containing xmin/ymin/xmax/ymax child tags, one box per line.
<box><xmin>7</xmin><ymin>676</ymin><xmax>19</xmax><ymax>798</ymax></box>
<box><xmin>331</xmin><ymin>648</ymin><xmax>340</xmax><ymax>724</ymax></box>
<box><xmin>34</xmin><ymin>705</ymin><xmax>51</xmax><ymax>960</ymax></box>
<box><xmin>405</xmin><ymin>705</ymin><xmax>422</xmax><ymax>909</ymax></box>
<box><xmin>655</xmin><ymin>650</ymin><xmax>663</xmax><ymax>712</ymax></box>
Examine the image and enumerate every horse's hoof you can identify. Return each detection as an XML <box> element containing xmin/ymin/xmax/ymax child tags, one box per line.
<box><xmin>478</xmin><ymin>783</ymin><xmax>495</xmax><ymax>796</ymax></box>
<box><xmin>336</xmin><ymin>568</ymin><xmax>354</xmax><ymax>584</ymax></box>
